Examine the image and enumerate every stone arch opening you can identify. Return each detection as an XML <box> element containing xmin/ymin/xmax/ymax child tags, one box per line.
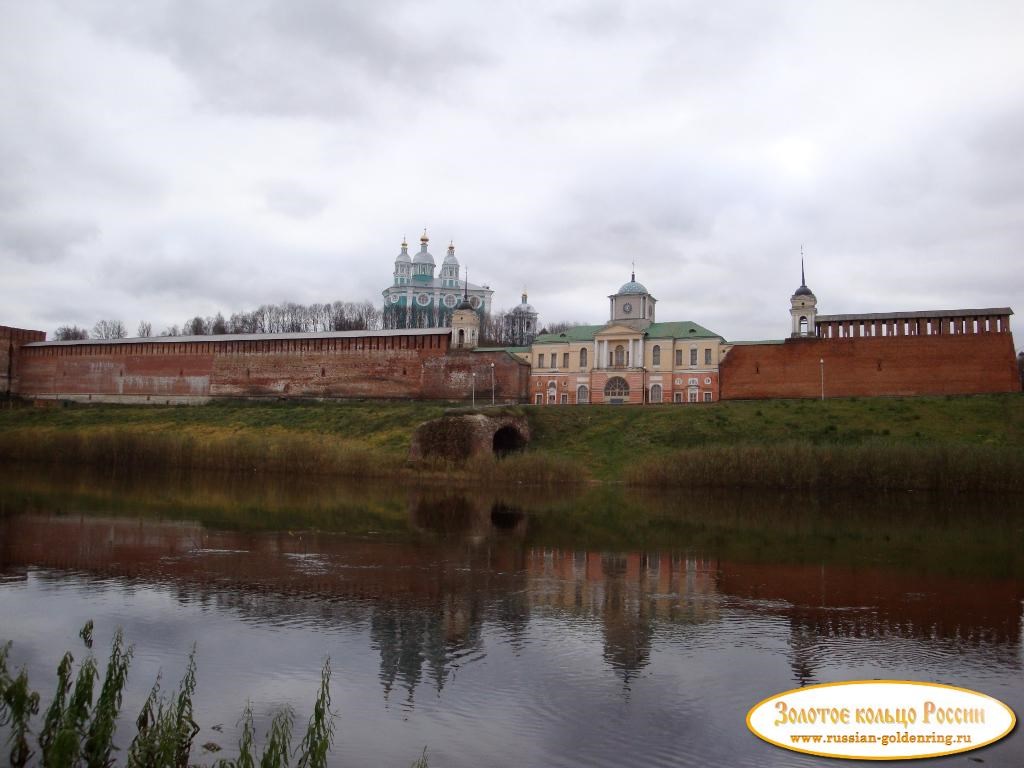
<box><xmin>493</xmin><ymin>425</ymin><xmax>527</xmax><ymax>457</ymax></box>
<box><xmin>799</xmin><ymin>316</ymin><xmax>809</xmax><ymax>335</ymax></box>
<box><xmin>490</xmin><ymin>502</ymin><xmax>525</xmax><ymax>530</ymax></box>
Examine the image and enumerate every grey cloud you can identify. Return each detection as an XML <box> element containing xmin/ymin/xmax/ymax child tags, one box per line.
<box><xmin>0</xmin><ymin>217</ymin><xmax>99</xmax><ymax>263</ymax></box>
<box><xmin>262</xmin><ymin>181</ymin><xmax>329</xmax><ymax>219</ymax></box>
<box><xmin>68</xmin><ymin>0</ymin><xmax>490</xmax><ymax>117</ymax></box>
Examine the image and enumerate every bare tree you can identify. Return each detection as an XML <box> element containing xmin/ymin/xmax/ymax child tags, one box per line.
<box><xmin>137</xmin><ymin>321</ymin><xmax>152</xmax><ymax>337</ymax></box>
<box><xmin>54</xmin><ymin>325</ymin><xmax>90</xmax><ymax>341</ymax></box>
<box><xmin>160</xmin><ymin>325</ymin><xmax>181</xmax><ymax>337</ymax></box>
<box><xmin>92</xmin><ymin>319</ymin><xmax>127</xmax><ymax>339</ymax></box>
<box><xmin>543</xmin><ymin>321</ymin><xmax>583</xmax><ymax>336</ymax></box>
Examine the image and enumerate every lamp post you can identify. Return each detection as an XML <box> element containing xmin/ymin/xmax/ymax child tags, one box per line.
<box><xmin>490</xmin><ymin>362</ymin><xmax>495</xmax><ymax>405</ymax></box>
<box><xmin>819</xmin><ymin>358</ymin><xmax>825</xmax><ymax>401</ymax></box>
<box><xmin>471</xmin><ymin>372</ymin><xmax>476</xmax><ymax>408</ymax></box>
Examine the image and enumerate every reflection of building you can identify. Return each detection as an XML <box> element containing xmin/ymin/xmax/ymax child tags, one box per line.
<box><xmin>523</xmin><ymin>273</ymin><xmax>727</xmax><ymax>404</ymax></box>
<box><xmin>524</xmin><ymin>549</ymin><xmax>720</xmax><ymax>681</ymax></box>
<box><xmin>381</xmin><ymin>232</ymin><xmax>493</xmax><ymax>330</ymax></box>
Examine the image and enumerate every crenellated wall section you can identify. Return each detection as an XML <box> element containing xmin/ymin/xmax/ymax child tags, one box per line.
<box><xmin>10</xmin><ymin>329</ymin><xmax>530</xmax><ymax>404</ymax></box>
<box><xmin>721</xmin><ymin>308</ymin><xmax>1018</xmax><ymax>400</ymax></box>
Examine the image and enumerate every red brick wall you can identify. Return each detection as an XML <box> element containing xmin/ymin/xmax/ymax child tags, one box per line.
<box><xmin>13</xmin><ymin>333</ymin><xmax>531</xmax><ymax>403</ymax></box>
<box><xmin>423</xmin><ymin>350</ymin><xmax>531</xmax><ymax>403</ymax></box>
<box><xmin>720</xmin><ymin>333</ymin><xmax>1019</xmax><ymax>400</ymax></box>
<box><xmin>1</xmin><ymin>326</ymin><xmax>46</xmax><ymax>396</ymax></box>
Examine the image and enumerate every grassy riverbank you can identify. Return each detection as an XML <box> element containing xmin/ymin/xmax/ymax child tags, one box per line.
<box><xmin>0</xmin><ymin>394</ymin><xmax>1021</xmax><ymax>490</ymax></box>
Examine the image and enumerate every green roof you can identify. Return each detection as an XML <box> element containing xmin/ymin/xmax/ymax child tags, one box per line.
<box><xmin>534</xmin><ymin>321</ymin><xmax>724</xmax><ymax>344</ymax></box>
<box><xmin>645</xmin><ymin>321</ymin><xmax>723</xmax><ymax>340</ymax></box>
<box><xmin>533</xmin><ymin>325</ymin><xmax>605</xmax><ymax>344</ymax></box>
<box><xmin>474</xmin><ymin>346</ymin><xmax>530</xmax><ymax>353</ymax></box>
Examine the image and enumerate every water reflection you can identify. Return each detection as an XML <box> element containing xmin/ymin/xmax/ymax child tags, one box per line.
<box><xmin>1</xmin><ymin>465</ymin><xmax>1022</xmax><ymax>766</ymax></box>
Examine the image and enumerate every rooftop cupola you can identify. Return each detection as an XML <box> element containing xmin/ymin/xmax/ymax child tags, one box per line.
<box><xmin>392</xmin><ymin>236</ymin><xmax>412</xmax><ymax>285</ymax></box>
<box><xmin>412</xmin><ymin>228</ymin><xmax>435</xmax><ymax>282</ymax></box>
<box><xmin>440</xmin><ymin>240</ymin><xmax>460</xmax><ymax>287</ymax></box>
<box><xmin>609</xmin><ymin>269</ymin><xmax>655</xmax><ymax>328</ymax></box>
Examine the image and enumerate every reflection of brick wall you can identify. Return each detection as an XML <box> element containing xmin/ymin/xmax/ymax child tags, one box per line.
<box><xmin>720</xmin><ymin>334</ymin><xmax>1019</xmax><ymax>400</ymax></box>
<box><xmin>12</xmin><ymin>331</ymin><xmax>530</xmax><ymax>403</ymax></box>
<box><xmin>1</xmin><ymin>325</ymin><xmax>46</xmax><ymax>396</ymax></box>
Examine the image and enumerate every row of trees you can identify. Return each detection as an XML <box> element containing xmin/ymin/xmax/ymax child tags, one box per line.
<box><xmin>53</xmin><ymin>301</ymin><xmax>384</xmax><ymax>341</ymax></box>
<box><xmin>53</xmin><ymin>301</ymin><xmax>582</xmax><ymax>344</ymax></box>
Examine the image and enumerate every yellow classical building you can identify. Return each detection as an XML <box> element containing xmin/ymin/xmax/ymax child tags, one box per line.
<box><xmin>523</xmin><ymin>274</ymin><xmax>730</xmax><ymax>404</ymax></box>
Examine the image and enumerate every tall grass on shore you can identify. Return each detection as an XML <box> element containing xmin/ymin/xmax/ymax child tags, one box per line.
<box><xmin>0</xmin><ymin>624</ymin><xmax>424</xmax><ymax>768</ymax></box>
<box><xmin>0</xmin><ymin>427</ymin><xmax>400</xmax><ymax>478</ymax></box>
<box><xmin>626</xmin><ymin>441</ymin><xmax>1024</xmax><ymax>493</ymax></box>
<box><xmin>457</xmin><ymin>450</ymin><xmax>591</xmax><ymax>485</ymax></box>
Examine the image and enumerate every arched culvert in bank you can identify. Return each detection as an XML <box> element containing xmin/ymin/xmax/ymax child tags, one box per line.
<box><xmin>490</xmin><ymin>502</ymin><xmax>525</xmax><ymax>529</ymax></box>
<box><xmin>492</xmin><ymin>425</ymin><xmax>527</xmax><ymax>457</ymax></box>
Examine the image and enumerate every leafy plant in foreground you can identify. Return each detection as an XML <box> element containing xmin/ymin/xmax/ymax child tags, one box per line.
<box><xmin>1</xmin><ymin>625</ymin><xmax>428</xmax><ymax>767</ymax></box>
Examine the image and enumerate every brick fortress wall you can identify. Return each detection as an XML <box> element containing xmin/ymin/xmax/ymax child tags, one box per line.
<box><xmin>11</xmin><ymin>330</ymin><xmax>530</xmax><ymax>404</ymax></box>
<box><xmin>720</xmin><ymin>332</ymin><xmax>1019</xmax><ymax>400</ymax></box>
<box><xmin>1</xmin><ymin>325</ymin><xmax>46</xmax><ymax>397</ymax></box>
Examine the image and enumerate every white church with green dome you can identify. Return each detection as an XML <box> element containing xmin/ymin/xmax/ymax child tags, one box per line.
<box><xmin>381</xmin><ymin>231</ymin><xmax>494</xmax><ymax>330</ymax></box>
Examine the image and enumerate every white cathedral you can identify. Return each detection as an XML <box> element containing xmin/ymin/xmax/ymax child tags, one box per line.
<box><xmin>381</xmin><ymin>231</ymin><xmax>494</xmax><ymax>330</ymax></box>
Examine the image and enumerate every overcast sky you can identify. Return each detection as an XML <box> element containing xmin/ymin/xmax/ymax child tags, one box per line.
<box><xmin>2</xmin><ymin>0</ymin><xmax>1022</xmax><ymax>345</ymax></box>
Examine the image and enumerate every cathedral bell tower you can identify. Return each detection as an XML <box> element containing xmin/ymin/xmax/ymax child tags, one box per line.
<box><xmin>790</xmin><ymin>258</ymin><xmax>818</xmax><ymax>337</ymax></box>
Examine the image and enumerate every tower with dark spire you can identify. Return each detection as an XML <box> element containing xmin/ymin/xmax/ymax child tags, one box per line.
<box><xmin>451</xmin><ymin>267</ymin><xmax>480</xmax><ymax>350</ymax></box>
<box><xmin>790</xmin><ymin>250</ymin><xmax>818</xmax><ymax>337</ymax></box>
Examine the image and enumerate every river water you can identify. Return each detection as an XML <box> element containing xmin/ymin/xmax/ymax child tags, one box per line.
<box><xmin>1</xmin><ymin>466</ymin><xmax>1022</xmax><ymax>767</ymax></box>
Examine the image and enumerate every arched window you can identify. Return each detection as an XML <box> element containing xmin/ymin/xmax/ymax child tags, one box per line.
<box><xmin>614</xmin><ymin>344</ymin><xmax>625</xmax><ymax>367</ymax></box>
<box><xmin>457</xmin><ymin>329</ymin><xmax>465</xmax><ymax>348</ymax></box>
<box><xmin>604</xmin><ymin>376</ymin><xmax>629</xmax><ymax>397</ymax></box>
<box><xmin>579</xmin><ymin>348</ymin><xmax>588</xmax><ymax>368</ymax></box>
<box><xmin>577</xmin><ymin>385</ymin><xmax>589</xmax><ymax>404</ymax></box>
<box><xmin>799</xmin><ymin>316</ymin><xmax>808</xmax><ymax>335</ymax></box>
<box><xmin>652</xmin><ymin>345</ymin><xmax>661</xmax><ymax>366</ymax></box>
<box><xmin>650</xmin><ymin>384</ymin><xmax>662</xmax><ymax>403</ymax></box>
<box><xmin>547</xmin><ymin>380</ymin><xmax>557</xmax><ymax>404</ymax></box>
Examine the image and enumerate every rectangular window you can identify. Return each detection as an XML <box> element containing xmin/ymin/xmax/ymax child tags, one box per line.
<box><xmin>703</xmin><ymin>392</ymin><xmax>712</xmax><ymax>402</ymax></box>
<box><xmin>551</xmin><ymin>355</ymin><xmax>557</xmax><ymax>369</ymax></box>
<box><xmin>704</xmin><ymin>348</ymin><xmax>712</xmax><ymax>364</ymax></box>
<box><xmin>674</xmin><ymin>392</ymin><xmax>682</xmax><ymax>403</ymax></box>
<box><xmin>689</xmin><ymin>391</ymin><xmax>698</xmax><ymax>402</ymax></box>
<box><xmin>563</xmin><ymin>352</ymin><xmax>569</xmax><ymax>368</ymax></box>
<box><xmin>560</xmin><ymin>393</ymin><xmax>568</xmax><ymax>404</ymax></box>
<box><xmin>535</xmin><ymin>394</ymin><xmax>543</xmax><ymax>405</ymax></box>
<box><xmin>538</xmin><ymin>354</ymin><xmax>545</xmax><ymax>367</ymax></box>
<box><xmin>690</xmin><ymin>348</ymin><xmax>697</xmax><ymax>366</ymax></box>
<box><xmin>675</xmin><ymin>349</ymin><xmax>682</xmax><ymax>366</ymax></box>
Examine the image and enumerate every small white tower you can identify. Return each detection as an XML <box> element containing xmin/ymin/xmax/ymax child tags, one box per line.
<box><xmin>451</xmin><ymin>270</ymin><xmax>480</xmax><ymax>350</ymax></box>
<box><xmin>790</xmin><ymin>257</ymin><xmax>818</xmax><ymax>337</ymax></box>
<box><xmin>393</xmin><ymin>236</ymin><xmax>411</xmax><ymax>286</ymax></box>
